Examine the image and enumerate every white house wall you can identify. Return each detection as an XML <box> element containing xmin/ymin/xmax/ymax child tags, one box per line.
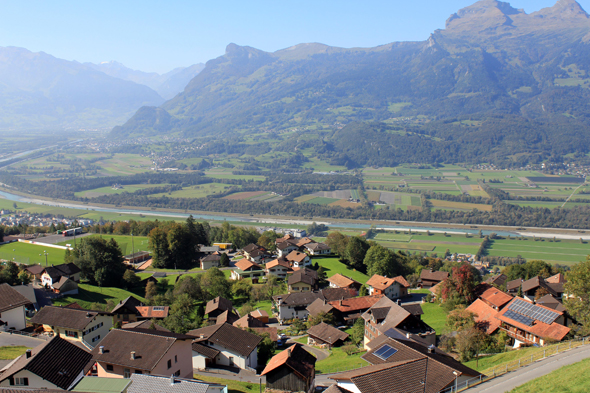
<box><xmin>1</xmin><ymin>306</ymin><xmax>26</xmax><ymax>331</ymax></box>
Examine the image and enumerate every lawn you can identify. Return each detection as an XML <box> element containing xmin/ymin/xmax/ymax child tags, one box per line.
<box><xmin>0</xmin><ymin>346</ymin><xmax>31</xmax><ymax>359</ymax></box>
<box><xmin>315</xmin><ymin>345</ymin><xmax>368</xmax><ymax>374</ymax></box>
<box><xmin>508</xmin><ymin>357</ymin><xmax>590</xmax><ymax>393</ymax></box>
<box><xmin>0</xmin><ymin>242</ymin><xmax>66</xmax><ymax>265</ymax></box>
<box><xmin>419</xmin><ymin>301</ymin><xmax>448</xmax><ymax>337</ymax></box>
<box><xmin>52</xmin><ymin>283</ymin><xmax>146</xmax><ymax>309</ymax></box>
<box><xmin>312</xmin><ymin>257</ymin><xmax>369</xmax><ymax>283</ymax></box>
<box><xmin>484</xmin><ymin>238</ymin><xmax>590</xmax><ymax>265</ymax></box>
<box><xmin>194</xmin><ymin>373</ymin><xmax>264</xmax><ymax>393</ymax></box>
<box><xmin>57</xmin><ymin>234</ymin><xmax>150</xmax><ymax>255</ymax></box>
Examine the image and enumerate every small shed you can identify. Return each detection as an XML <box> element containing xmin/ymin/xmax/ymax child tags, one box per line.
<box><xmin>261</xmin><ymin>344</ymin><xmax>316</xmax><ymax>393</ymax></box>
<box><xmin>307</xmin><ymin>322</ymin><xmax>349</xmax><ymax>349</ymax></box>
<box><xmin>123</xmin><ymin>251</ymin><xmax>151</xmax><ymax>265</ymax></box>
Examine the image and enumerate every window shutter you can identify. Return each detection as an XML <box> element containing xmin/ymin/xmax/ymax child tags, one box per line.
<box><xmin>23</xmin><ymin>378</ymin><xmax>28</xmax><ymax>386</ymax></box>
<box><xmin>9</xmin><ymin>377</ymin><xmax>14</xmax><ymax>385</ymax></box>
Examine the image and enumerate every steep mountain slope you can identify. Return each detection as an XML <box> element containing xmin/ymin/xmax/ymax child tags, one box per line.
<box><xmin>87</xmin><ymin>61</ymin><xmax>205</xmax><ymax>99</ymax></box>
<box><xmin>0</xmin><ymin>47</ymin><xmax>164</xmax><ymax>130</ymax></box>
<box><xmin>114</xmin><ymin>0</ymin><xmax>590</xmax><ymax>163</ymax></box>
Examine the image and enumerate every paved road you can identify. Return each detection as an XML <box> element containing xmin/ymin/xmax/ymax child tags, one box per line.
<box><xmin>0</xmin><ymin>332</ymin><xmax>46</xmax><ymax>348</ymax></box>
<box><xmin>468</xmin><ymin>344</ymin><xmax>590</xmax><ymax>393</ymax></box>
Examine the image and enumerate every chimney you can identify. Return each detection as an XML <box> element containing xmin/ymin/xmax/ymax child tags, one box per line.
<box><xmin>170</xmin><ymin>374</ymin><xmax>175</xmax><ymax>385</ymax></box>
<box><xmin>287</xmin><ymin>348</ymin><xmax>291</xmax><ymax>358</ymax></box>
<box><xmin>200</xmin><ymin>334</ymin><xmax>205</xmax><ymax>339</ymax></box>
<box><xmin>25</xmin><ymin>349</ymin><xmax>32</xmax><ymax>359</ymax></box>
<box><xmin>131</xmin><ymin>351</ymin><xmax>136</xmax><ymax>360</ymax></box>
<box><xmin>98</xmin><ymin>346</ymin><xmax>104</xmax><ymax>354</ymax></box>
<box><xmin>86</xmin><ymin>312</ymin><xmax>91</xmax><ymax>317</ymax></box>
<box><xmin>339</xmin><ymin>299</ymin><xmax>342</xmax><ymax>306</ymax></box>
<box><xmin>406</xmin><ymin>333</ymin><xmax>411</xmax><ymax>339</ymax></box>
<box><xmin>428</xmin><ymin>345</ymin><xmax>435</xmax><ymax>354</ymax></box>
<box><xmin>397</xmin><ymin>299</ymin><xmax>401</xmax><ymax>305</ymax></box>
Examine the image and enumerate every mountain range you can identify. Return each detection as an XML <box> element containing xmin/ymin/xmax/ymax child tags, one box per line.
<box><xmin>0</xmin><ymin>48</ymin><xmax>203</xmax><ymax>130</ymax></box>
<box><xmin>113</xmin><ymin>0</ymin><xmax>590</xmax><ymax>164</ymax></box>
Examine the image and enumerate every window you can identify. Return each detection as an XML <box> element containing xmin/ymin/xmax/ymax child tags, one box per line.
<box><xmin>92</xmin><ymin>335</ymin><xmax>101</xmax><ymax>342</ymax></box>
<box><xmin>135</xmin><ymin>370</ymin><xmax>143</xmax><ymax>374</ymax></box>
<box><xmin>65</xmin><ymin>330</ymin><xmax>78</xmax><ymax>338</ymax></box>
<box><xmin>174</xmin><ymin>370</ymin><xmax>180</xmax><ymax>377</ymax></box>
<box><xmin>175</xmin><ymin>355</ymin><xmax>178</xmax><ymax>363</ymax></box>
<box><xmin>167</xmin><ymin>359</ymin><xmax>172</xmax><ymax>369</ymax></box>
<box><xmin>124</xmin><ymin>368</ymin><xmax>131</xmax><ymax>379</ymax></box>
<box><xmin>12</xmin><ymin>377</ymin><xmax>29</xmax><ymax>386</ymax></box>
<box><xmin>106</xmin><ymin>364</ymin><xmax>114</xmax><ymax>371</ymax></box>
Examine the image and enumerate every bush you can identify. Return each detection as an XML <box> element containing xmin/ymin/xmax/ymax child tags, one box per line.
<box><xmin>342</xmin><ymin>344</ymin><xmax>358</xmax><ymax>356</ymax></box>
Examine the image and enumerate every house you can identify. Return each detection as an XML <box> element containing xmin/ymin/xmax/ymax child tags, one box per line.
<box><xmin>362</xmin><ymin>296</ymin><xmax>436</xmax><ymax>347</ymax></box>
<box><xmin>273</xmin><ymin>292</ymin><xmax>325</xmax><ymax>323</ymax></box>
<box><xmin>536</xmin><ymin>294</ymin><xmax>567</xmax><ymax>313</ymax></box>
<box><xmin>276</xmin><ymin>241</ymin><xmax>299</xmax><ymax>258</ymax></box>
<box><xmin>366</xmin><ymin>275</ymin><xmax>409</xmax><ymax>300</ymax></box>
<box><xmin>486</xmin><ymin>273</ymin><xmax>507</xmax><ymax>287</ymax></box>
<box><xmin>521</xmin><ymin>276</ymin><xmax>562</xmax><ymax>301</ymax></box>
<box><xmin>12</xmin><ymin>284</ymin><xmax>38</xmax><ymax>314</ymax></box>
<box><xmin>327</xmin><ymin>274</ymin><xmax>361</xmax><ymax>294</ymax></box>
<box><xmin>200</xmin><ymin>253</ymin><xmax>221</xmax><ymax>270</ymax></box>
<box><xmin>288</xmin><ymin>270</ymin><xmax>317</xmax><ymax>293</ymax></box>
<box><xmin>261</xmin><ymin>344</ymin><xmax>316</xmax><ymax>393</ymax></box>
<box><xmin>307</xmin><ymin>322</ymin><xmax>349</xmax><ymax>349</ymax></box>
<box><xmin>205</xmin><ymin>297</ymin><xmax>234</xmax><ymax>322</ymax></box>
<box><xmin>29</xmin><ymin>306</ymin><xmax>113</xmax><ymax>346</ymax></box>
<box><xmin>0</xmin><ymin>283</ymin><xmax>31</xmax><ymax>331</ymax></box>
<box><xmin>506</xmin><ymin>278</ymin><xmax>524</xmax><ymax>295</ymax></box>
<box><xmin>250</xmin><ymin>309</ymin><xmax>269</xmax><ymax>324</ymax></box>
<box><xmin>200</xmin><ymin>246</ymin><xmax>221</xmax><ymax>254</ymax></box>
<box><xmin>127</xmin><ymin>374</ymin><xmax>227</xmax><ymax>393</ymax></box>
<box><xmin>418</xmin><ymin>269</ymin><xmax>448</xmax><ymax>288</ymax></box>
<box><xmin>121</xmin><ymin>320</ymin><xmax>170</xmax><ymax>332</ymax></box>
<box><xmin>230</xmin><ymin>259</ymin><xmax>265</xmax><ymax>282</ymax></box>
<box><xmin>188</xmin><ymin>323</ymin><xmax>261</xmax><ymax>370</ymax></box>
<box><xmin>265</xmin><ymin>258</ymin><xmax>292</xmax><ymax>279</ymax></box>
<box><xmin>71</xmin><ymin>376</ymin><xmax>131</xmax><ymax>392</ymax></box>
<box><xmin>91</xmin><ymin>328</ymin><xmax>194</xmax><ymax>379</ymax></box>
<box><xmin>233</xmin><ymin>314</ymin><xmax>267</xmax><ymax>329</ymax></box>
<box><xmin>111</xmin><ymin>296</ymin><xmax>143</xmax><ymax>325</ymax></box>
<box><xmin>51</xmin><ymin>276</ymin><xmax>79</xmax><ymax>295</ymax></box>
<box><xmin>495</xmin><ymin>297</ymin><xmax>570</xmax><ymax>347</ymax></box>
<box><xmin>466</xmin><ymin>299</ymin><xmax>502</xmax><ymax>334</ymax></box>
<box><xmin>331</xmin><ymin>332</ymin><xmax>480</xmax><ymax>393</ymax></box>
<box><xmin>24</xmin><ymin>264</ymin><xmax>45</xmax><ymax>283</ymax></box>
<box><xmin>0</xmin><ymin>335</ymin><xmax>92</xmax><ymax>390</ymax></box>
<box><xmin>474</xmin><ymin>283</ymin><xmax>513</xmax><ymax>310</ymax></box>
<box><xmin>304</xmin><ymin>242</ymin><xmax>331</xmax><ymax>256</ymax></box>
<box><xmin>215</xmin><ymin>310</ymin><xmax>240</xmax><ymax>325</ymax></box>
<box><xmin>546</xmin><ymin>273</ymin><xmax>566</xmax><ymax>284</ymax></box>
<box><xmin>41</xmin><ymin>263</ymin><xmax>81</xmax><ymax>288</ymax></box>
<box><xmin>306</xmin><ymin>298</ymin><xmax>336</xmax><ymax>320</ymax></box>
<box><xmin>241</xmin><ymin>244</ymin><xmax>270</xmax><ymax>263</ymax></box>
<box><xmin>123</xmin><ymin>251</ymin><xmax>151</xmax><ymax>265</ymax></box>
<box><xmin>286</xmin><ymin>250</ymin><xmax>311</xmax><ymax>268</ymax></box>
<box><xmin>329</xmin><ymin>296</ymin><xmax>384</xmax><ymax>325</ymax></box>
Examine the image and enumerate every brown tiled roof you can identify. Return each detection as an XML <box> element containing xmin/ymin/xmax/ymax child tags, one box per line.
<box><xmin>419</xmin><ymin>270</ymin><xmax>448</xmax><ymax>282</ymax></box>
<box><xmin>547</xmin><ymin>282</ymin><xmax>564</xmax><ymax>294</ymax></box>
<box><xmin>401</xmin><ymin>304</ymin><xmax>424</xmax><ymax>316</ymax></box>
<box><xmin>320</xmin><ymin>287</ymin><xmax>355</xmax><ymax>302</ymax></box>
<box><xmin>486</xmin><ymin>273</ymin><xmax>507</xmax><ymax>286</ymax></box>
<box><xmin>466</xmin><ymin>299</ymin><xmax>501</xmax><ymax>334</ymax></box>
<box><xmin>121</xmin><ymin>320</ymin><xmax>170</xmax><ymax>332</ymax></box>
<box><xmin>43</xmin><ymin>263</ymin><xmax>81</xmax><ymax>282</ymax></box>
<box><xmin>242</xmin><ymin>243</ymin><xmax>260</xmax><ymax>253</ymax></box>
<box><xmin>266</xmin><ymin>258</ymin><xmax>291</xmax><ymax>269</ymax></box>
<box><xmin>29</xmin><ymin>306</ymin><xmax>110</xmax><ymax>330</ymax></box>
<box><xmin>479</xmin><ymin>287</ymin><xmax>513</xmax><ymax>309</ymax></box>
<box><xmin>546</xmin><ymin>273</ymin><xmax>566</xmax><ymax>284</ymax></box>
<box><xmin>496</xmin><ymin>297</ymin><xmax>570</xmax><ymax>341</ymax></box>
<box><xmin>251</xmin><ymin>309</ymin><xmax>269</xmax><ymax>318</ymax></box>
<box><xmin>286</xmin><ymin>250</ymin><xmax>308</xmax><ymax>263</ymax></box>
<box><xmin>261</xmin><ymin>343</ymin><xmax>316</xmax><ymax>380</ymax></box>
<box><xmin>111</xmin><ymin>296</ymin><xmax>143</xmax><ymax>315</ymax></box>
<box><xmin>307</xmin><ymin>298</ymin><xmax>335</xmax><ymax>317</ymax></box>
<box><xmin>307</xmin><ymin>322</ymin><xmax>349</xmax><ymax>345</ymax></box>
<box><xmin>25</xmin><ymin>265</ymin><xmax>45</xmax><ymax>275</ymax></box>
<box><xmin>248</xmin><ymin>249</ymin><xmax>266</xmax><ymax>258</ymax></box>
<box><xmin>323</xmin><ymin>384</ymin><xmax>354</xmax><ymax>393</ymax></box>
<box><xmin>288</xmin><ymin>270</ymin><xmax>315</xmax><ymax>286</ymax></box>
<box><xmin>327</xmin><ymin>274</ymin><xmax>359</xmax><ymax>288</ymax></box>
<box><xmin>215</xmin><ymin>309</ymin><xmax>240</xmax><ymax>325</ymax></box>
<box><xmin>277</xmin><ymin>241</ymin><xmax>298</xmax><ymax>251</ymax></box>
<box><xmin>536</xmin><ymin>294</ymin><xmax>566</xmax><ymax>312</ymax></box>
<box><xmin>91</xmin><ymin>329</ymin><xmax>193</xmax><ymax>371</ymax></box>
<box><xmin>329</xmin><ymin>295</ymin><xmax>383</xmax><ymax>313</ymax></box>
<box><xmin>506</xmin><ymin>278</ymin><xmax>524</xmax><ymax>291</ymax></box>
<box><xmin>521</xmin><ymin>276</ymin><xmax>557</xmax><ymax>296</ymax></box>
<box><xmin>52</xmin><ymin>276</ymin><xmax>77</xmax><ymax>291</ymax></box>
<box><xmin>0</xmin><ymin>335</ymin><xmax>92</xmax><ymax>390</ymax></box>
<box><xmin>0</xmin><ymin>283</ymin><xmax>31</xmax><ymax>313</ymax></box>
<box><xmin>274</xmin><ymin>292</ymin><xmax>324</xmax><ymax>307</ymax></box>
<box><xmin>305</xmin><ymin>242</ymin><xmax>330</xmax><ymax>252</ymax></box>
<box><xmin>429</xmin><ymin>282</ymin><xmax>442</xmax><ymax>295</ymax></box>
<box><xmin>188</xmin><ymin>323</ymin><xmax>262</xmax><ymax>357</ymax></box>
<box><xmin>191</xmin><ymin>342</ymin><xmax>220</xmax><ymax>359</ymax></box>
<box><xmin>296</xmin><ymin>237</ymin><xmax>315</xmax><ymax>247</ymax></box>
<box><xmin>205</xmin><ymin>297</ymin><xmax>233</xmax><ymax>315</ymax></box>
<box><xmin>136</xmin><ymin>306</ymin><xmax>169</xmax><ymax>319</ymax></box>
<box><xmin>250</xmin><ymin>327</ymin><xmax>278</xmax><ymax>342</ymax></box>
<box><xmin>233</xmin><ymin>314</ymin><xmax>267</xmax><ymax>328</ymax></box>
<box><xmin>234</xmin><ymin>259</ymin><xmax>263</xmax><ymax>271</ymax></box>
<box><xmin>202</xmin><ymin>254</ymin><xmax>221</xmax><ymax>262</ymax></box>
<box><xmin>367</xmin><ymin>275</ymin><xmax>410</xmax><ymax>290</ymax></box>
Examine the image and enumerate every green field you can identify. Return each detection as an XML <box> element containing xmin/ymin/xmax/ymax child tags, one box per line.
<box><xmin>313</xmin><ymin>257</ymin><xmax>369</xmax><ymax>283</ymax></box>
<box><xmin>508</xmin><ymin>358</ymin><xmax>590</xmax><ymax>393</ymax></box>
<box><xmin>485</xmin><ymin>238</ymin><xmax>590</xmax><ymax>265</ymax></box>
<box><xmin>57</xmin><ymin>234</ymin><xmax>150</xmax><ymax>255</ymax></box>
<box><xmin>149</xmin><ymin>183</ymin><xmax>236</xmax><ymax>198</ymax></box>
<box><xmin>315</xmin><ymin>346</ymin><xmax>368</xmax><ymax>374</ymax></box>
<box><xmin>0</xmin><ymin>242</ymin><xmax>66</xmax><ymax>265</ymax></box>
<box><xmin>419</xmin><ymin>300</ymin><xmax>448</xmax><ymax>336</ymax></box>
<box><xmin>52</xmin><ymin>283</ymin><xmax>146</xmax><ymax>309</ymax></box>
<box><xmin>370</xmin><ymin>231</ymin><xmax>483</xmax><ymax>255</ymax></box>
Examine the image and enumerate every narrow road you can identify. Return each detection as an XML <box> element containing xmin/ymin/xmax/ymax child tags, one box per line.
<box><xmin>562</xmin><ymin>182</ymin><xmax>586</xmax><ymax>208</ymax></box>
<box><xmin>467</xmin><ymin>344</ymin><xmax>590</xmax><ymax>393</ymax></box>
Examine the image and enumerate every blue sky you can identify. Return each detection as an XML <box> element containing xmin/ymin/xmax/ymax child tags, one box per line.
<box><xmin>0</xmin><ymin>0</ymin><xmax>587</xmax><ymax>73</ymax></box>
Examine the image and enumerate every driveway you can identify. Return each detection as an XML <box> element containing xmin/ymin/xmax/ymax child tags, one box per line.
<box><xmin>467</xmin><ymin>344</ymin><xmax>590</xmax><ymax>393</ymax></box>
<box><xmin>0</xmin><ymin>332</ymin><xmax>47</xmax><ymax>348</ymax></box>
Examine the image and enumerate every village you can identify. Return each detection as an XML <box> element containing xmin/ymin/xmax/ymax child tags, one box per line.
<box><xmin>0</xmin><ymin>222</ymin><xmax>583</xmax><ymax>393</ymax></box>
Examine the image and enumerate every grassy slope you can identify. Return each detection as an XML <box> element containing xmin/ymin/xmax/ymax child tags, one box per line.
<box><xmin>0</xmin><ymin>242</ymin><xmax>66</xmax><ymax>265</ymax></box>
<box><xmin>52</xmin><ymin>284</ymin><xmax>146</xmax><ymax>309</ymax></box>
<box><xmin>508</xmin><ymin>358</ymin><xmax>590</xmax><ymax>393</ymax></box>
<box><xmin>315</xmin><ymin>346</ymin><xmax>368</xmax><ymax>374</ymax></box>
<box><xmin>312</xmin><ymin>257</ymin><xmax>369</xmax><ymax>283</ymax></box>
<box><xmin>0</xmin><ymin>346</ymin><xmax>31</xmax><ymax>360</ymax></box>
<box><xmin>194</xmin><ymin>373</ymin><xmax>263</xmax><ymax>393</ymax></box>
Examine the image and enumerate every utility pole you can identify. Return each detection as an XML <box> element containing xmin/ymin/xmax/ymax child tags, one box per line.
<box><xmin>131</xmin><ymin>232</ymin><xmax>135</xmax><ymax>258</ymax></box>
<box><xmin>41</xmin><ymin>250</ymin><xmax>48</xmax><ymax>267</ymax></box>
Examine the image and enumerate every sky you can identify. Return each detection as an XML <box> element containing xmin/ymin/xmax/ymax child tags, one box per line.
<box><xmin>0</xmin><ymin>0</ymin><xmax>588</xmax><ymax>74</ymax></box>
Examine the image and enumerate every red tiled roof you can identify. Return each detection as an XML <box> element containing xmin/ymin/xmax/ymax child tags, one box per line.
<box><xmin>329</xmin><ymin>295</ymin><xmax>383</xmax><ymax>312</ymax></box>
<box><xmin>266</xmin><ymin>258</ymin><xmax>291</xmax><ymax>269</ymax></box>
<box><xmin>479</xmin><ymin>287</ymin><xmax>513</xmax><ymax>309</ymax></box>
<box><xmin>546</xmin><ymin>273</ymin><xmax>566</xmax><ymax>284</ymax></box>
<box><xmin>261</xmin><ymin>344</ymin><xmax>316</xmax><ymax>379</ymax></box>
<box><xmin>286</xmin><ymin>250</ymin><xmax>308</xmax><ymax>263</ymax></box>
<box><xmin>235</xmin><ymin>259</ymin><xmax>263</xmax><ymax>271</ymax></box>
<box><xmin>466</xmin><ymin>299</ymin><xmax>501</xmax><ymax>334</ymax></box>
<box><xmin>136</xmin><ymin>306</ymin><xmax>169</xmax><ymax>319</ymax></box>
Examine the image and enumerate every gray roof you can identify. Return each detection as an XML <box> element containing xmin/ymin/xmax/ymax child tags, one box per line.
<box><xmin>0</xmin><ymin>283</ymin><xmax>32</xmax><ymax>313</ymax></box>
<box><xmin>11</xmin><ymin>284</ymin><xmax>37</xmax><ymax>306</ymax></box>
<box><xmin>30</xmin><ymin>306</ymin><xmax>110</xmax><ymax>330</ymax></box>
<box><xmin>128</xmin><ymin>374</ymin><xmax>223</xmax><ymax>393</ymax></box>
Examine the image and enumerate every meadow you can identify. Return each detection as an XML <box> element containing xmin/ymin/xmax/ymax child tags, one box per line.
<box><xmin>484</xmin><ymin>237</ymin><xmax>590</xmax><ymax>265</ymax></box>
<box><xmin>507</xmin><ymin>358</ymin><xmax>590</xmax><ymax>393</ymax></box>
<box><xmin>0</xmin><ymin>242</ymin><xmax>66</xmax><ymax>265</ymax></box>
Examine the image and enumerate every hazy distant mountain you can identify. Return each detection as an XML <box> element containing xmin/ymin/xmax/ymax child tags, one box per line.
<box><xmin>87</xmin><ymin>61</ymin><xmax>205</xmax><ymax>99</ymax></box>
<box><xmin>0</xmin><ymin>46</ymin><xmax>164</xmax><ymax>130</ymax></box>
<box><xmin>114</xmin><ymin>0</ymin><xmax>590</xmax><ymax>162</ymax></box>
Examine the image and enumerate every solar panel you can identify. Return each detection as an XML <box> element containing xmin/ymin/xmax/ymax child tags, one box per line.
<box><xmin>504</xmin><ymin>310</ymin><xmax>534</xmax><ymax>326</ymax></box>
<box><xmin>507</xmin><ymin>298</ymin><xmax>559</xmax><ymax>325</ymax></box>
<box><xmin>374</xmin><ymin>345</ymin><xmax>398</xmax><ymax>360</ymax></box>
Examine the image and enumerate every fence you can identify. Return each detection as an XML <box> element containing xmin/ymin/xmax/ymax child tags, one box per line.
<box><xmin>439</xmin><ymin>336</ymin><xmax>590</xmax><ymax>393</ymax></box>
